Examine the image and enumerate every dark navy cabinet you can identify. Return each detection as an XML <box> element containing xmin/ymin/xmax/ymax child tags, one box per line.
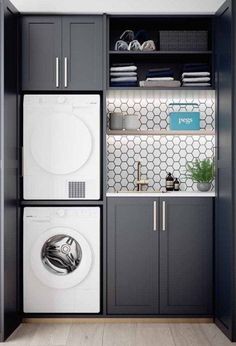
<box><xmin>62</xmin><ymin>16</ymin><xmax>103</xmax><ymax>90</ymax></box>
<box><xmin>107</xmin><ymin>197</ymin><xmax>213</xmax><ymax>316</ymax></box>
<box><xmin>215</xmin><ymin>0</ymin><xmax>235</xmax><ymax>340</ymax></box>
<box><xmin>107</xmin><ymin>198</ymin><xmax>159</xmax><ymax>314</ymax></box>
<box><xmin>22</xmin><ymin>17</ymin><xmax>61</xmax><ymax>91</ymax></box>
<box><xmin>0</xmin><ymin>0</ymin><xmax>21</xmax><ymax>341</ymax></box>
<box><xmin>22</xmin><ymin>16</ymin><xmax>103</xmax><ymax>90</ymax></box>
<box><xmin>159</xmin><ymin>198</ymin><xmax>213</xmax><ymax>315</ymax></box>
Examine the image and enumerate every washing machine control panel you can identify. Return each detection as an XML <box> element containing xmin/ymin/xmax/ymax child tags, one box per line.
<box><xmin>25</xmin><ymin>207</ymin><xmax>100</xmax><ymax>221</ymax></box>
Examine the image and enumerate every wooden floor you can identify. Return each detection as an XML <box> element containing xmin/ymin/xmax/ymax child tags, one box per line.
<box><xmin>3</xmin><ymin>323</ymin><xmax>236</xmax><ymax>346</ymax></box>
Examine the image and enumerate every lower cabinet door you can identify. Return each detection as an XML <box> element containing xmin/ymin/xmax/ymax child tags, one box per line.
<box><xmin>159</xmin><ymin>197</ymin><xmax>213</xmax><ymax>315</ymax></box>
<box><xmin>107</xmin><ymin>198</ymin><xmax>159</xmax><ymax>314</ymax></box>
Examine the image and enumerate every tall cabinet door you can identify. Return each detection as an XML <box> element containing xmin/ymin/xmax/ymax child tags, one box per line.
<box><xmin>62</xmin><ymin>16</ymin><xmax>103</xmax><ymax>90</ymax></box>
<box><xmin>0</xmin><ymin>0</ymin><xmax>21</xmax><ymax>341</ymax></box>
<box><xmin>22</xmin><ymin>16</ymin><xmax>61</xmax><ymax>90</ymax></box>
<box><xmin>215</xmin><ymin>0</ymin><xmax>233</xmax><ymax>339</ymax></box>
<box><xmin>107</xmin><ymin>198</ymin><xmax>159</xmax><ymax>314</ymax></box>
<box><xmin>159</xmin><ymin>198</ymin><xmax>213</xmax><ymax>315</ymax></box>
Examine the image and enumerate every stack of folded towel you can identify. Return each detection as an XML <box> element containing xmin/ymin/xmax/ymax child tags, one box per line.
<box><xmin>182</xmin><ymin>64</ymin><xmax>211</xmax><ymax>87</ymax></box>
<box><xmin>110</xmin><ymin>63</ymin><xmax>138</xmax><ymax>87</ymax></box>
<box><xmin>139</xmin><ymin>68</ymin><xmax>181</xmax><ymax>87</ymax></box>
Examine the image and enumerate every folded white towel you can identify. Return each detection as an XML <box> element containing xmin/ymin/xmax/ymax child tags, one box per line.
<box><xmin>110</xmin><ymin>66</ymin><xmax>137</xmax><ymax>72</ymax></box>
<box><xmin>182</xmin><ymin>72</ymin><xmax>210</xmax><ymax>77</ymax></box>
<box><xmin>110</xmin><ymin>72</ymin><xmax>137</xmax><ymax>77</ymax></box>
<box><xmin>182</xmin><ymin>77</ymin><xmax>211</xmax><ymax>83</ymax></box>
<box><xmin>182</xmin><ymin>83</ymin><xmax>211</xmax><ymax>87</ymax></box>
<box><xmin>140</xmin><ymin>80</ymin><xmax>181</xmax><ymax>87</ymax></box>
<box><xmin>146</xmin><ymin>77</ymin><xmax>174</xmax><ymax>81</ymax></box>
<box><xmin>110</xmin><ymin>76</ymin><xmax>138</xmax><ymax>82</ymax></box>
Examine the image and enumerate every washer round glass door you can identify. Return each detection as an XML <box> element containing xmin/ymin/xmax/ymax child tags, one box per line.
<box><xmin>30</xmin><ymin>112</ymin><xmax>92</xmax><ymax>175</ymax></box>
<box><xmin>31</xmin><ymin>227</ymin><xmax>93</xmax><ymax>289</ymax></box>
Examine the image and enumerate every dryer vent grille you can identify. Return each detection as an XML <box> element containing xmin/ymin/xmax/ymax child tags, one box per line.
<box><xmin>68</xmin><ymin>182</ymin><xmax>86</xmax><ymax>199</ymax></box>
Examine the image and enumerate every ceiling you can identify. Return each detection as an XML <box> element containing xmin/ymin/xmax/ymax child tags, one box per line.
<box><xmin>11</xmin><ymin>0</ymin><xmax>225</xmax><ymax>14</ymax></box>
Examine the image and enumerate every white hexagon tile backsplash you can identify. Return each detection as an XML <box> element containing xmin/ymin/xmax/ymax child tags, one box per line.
<box><xmin>106</xmin><ymin>90</ymin><xmax>215</xmax><ymax>192</ymax></box>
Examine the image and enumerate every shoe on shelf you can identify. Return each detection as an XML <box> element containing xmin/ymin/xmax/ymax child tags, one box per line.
<box><xmin>128</xmin><ymin>40</ymin><xmax>141</xmax><ymax>51</ymax></box>
<box><xmin>120</xmin><ymin>30</ymin><xmax>135</xmax><ymax>43</ymax></box>
<box><xmin>114</xmin><ymin>40</ymin><xmax>129</xmax><ymax>51</ymax></box>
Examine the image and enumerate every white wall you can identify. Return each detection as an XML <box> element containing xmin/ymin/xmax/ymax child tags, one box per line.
<box><xmin>11</xmin><ymin>0</ymin><xmax>225</xmax><ymax>14</ymax></box>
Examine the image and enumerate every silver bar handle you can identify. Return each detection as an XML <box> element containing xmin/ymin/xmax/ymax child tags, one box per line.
<box><xmin>64</xmin><ymin>57</ymin><xmax>68</xmax><ymax>88</ymax></box>
<box><xmin>162</xmin><ymin>201</ymin><xmax>166</xmax><ymax>231</ymax></box>
<box><xmin>153</xmin><ymin>201</ymin><xmax>157</xmax><ymax>231</ymax></box>
<box><xmin>56</xmin><ymin>57</ymin><xmax>59</xmax><ymax>88</ymax></box>
<box><xmin>21</xmin><ymin>146</ymin><xmax>24</xmax><ymax>177</ymax></box>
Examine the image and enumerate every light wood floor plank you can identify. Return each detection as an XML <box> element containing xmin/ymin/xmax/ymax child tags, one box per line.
<box><xmin>200</xmin><ymin>323</ymin><xmax>236</xmax><ymax>346</ymax></box>
<box><xmin>103</xmin><ymin>323</ymin><xmax>136</xmax><ymax>346</ymax></box>
<box><xmin>2</xmin><ymin>322</ymin><xmax>236</xmax><ymax>346</ymax></box>
<box><xmin>29</xmin><ymin>323</ymin><xmax>70</xmax><ymax>346</ymax></box>
<box><xmin>66</xmin><ymin>323</ymin><xmax>104</xmax><ymax>346</ymax></box>
<box><xmin>170</xmin><ymin>323</ymin><xmax>211</xmax><ymax>346</ymax></box>
<box><xmin>136</xmin><ymin>323</ymin><xmax>175</xmax><ymax>346</ymax></box>
<box><xmin>4</xmin><ymin>323</ymin><xmax>38</xmax><ymax>345</ymax></box>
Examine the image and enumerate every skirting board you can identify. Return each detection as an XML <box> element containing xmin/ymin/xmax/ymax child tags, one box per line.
<box><xmin>23</xmin><ymin>318</ymin><xmax>213</xmax><ymax>324</ymax></box>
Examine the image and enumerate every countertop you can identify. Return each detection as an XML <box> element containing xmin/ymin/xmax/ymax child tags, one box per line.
<box><xmin>106</xmin><ymin>191</ymin><xmax>215</xmax><ymax>197</ymax></box>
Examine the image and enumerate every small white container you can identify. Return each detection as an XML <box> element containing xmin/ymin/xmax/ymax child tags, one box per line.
<box><xmin>109</xmin><ymin>113</ymin><xmax>123</xmax><ymax>130</ymax></box>
<box><xmin>123</xmin><ymin>115</ymin><xmax>140</xmax><ymax>130</ymax></box>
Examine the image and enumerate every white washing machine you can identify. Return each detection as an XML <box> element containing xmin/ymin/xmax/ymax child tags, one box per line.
<box><xmin>23</xmin><ymin>207</ymin><xmax>100</xmax><ymax>313</ymax></box>
<box><xmin>23</xmin><ymin>94</ymin><xmax>100</xmax><ymax>200</ymax></box>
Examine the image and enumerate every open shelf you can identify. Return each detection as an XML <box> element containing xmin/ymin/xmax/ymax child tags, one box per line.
<box><xmin>107</xmin><ymin>130</ymin><xmax>215</xmax><ymax>136</ymax></box>
<box><xmin>108</xmin><ymin>15</ymin><xmax>214</xmax><ymax>90</ymax></box>
<box><xmin>109</xmin><ymin>51</ymin><xmax>213</xmax><ymax>55</ymax></box>
<box><xmin>108</xmin><ymin>86</ymin><xmax>214</xmax><ymax>91</ymax></box>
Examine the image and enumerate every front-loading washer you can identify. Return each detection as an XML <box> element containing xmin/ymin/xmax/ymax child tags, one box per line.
<box><xmin>23</xmin><ymin>207</ymin><xmax>100</xmax><ymax>313</ymax></box>
<box><xmin>23</xmin><ymin>94</ymin><xmax>100</xmax><ymax>200</ymax></box>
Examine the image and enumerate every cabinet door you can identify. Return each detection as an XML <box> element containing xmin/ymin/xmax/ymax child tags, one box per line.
<box><xmin>215</xmin><ymin>0</ymin><xmax>233</xmax><ymax>339</ymax></box>
<box><xmin>62</xmin><ymin>16</ymin><xmax>103</xmax><ymax>90</ymax></box>
<box><xmin>22</xmin><ymin>16</ymin><xmax>61</xmax><ymax>90</ymax></box>
<box><xmin>160</xmin><ymin>198</ymin><xmax>213</xmax><ymax>315</ymax></box>
<box><xmin>1</xmin><ymin>0</ymin><xmax>21</xmax><ymax>340</ymax></box>
<box><xmin>107</xmin><ymin>198</ymin><xmax>159</xmax><ymax>314</ymax></box>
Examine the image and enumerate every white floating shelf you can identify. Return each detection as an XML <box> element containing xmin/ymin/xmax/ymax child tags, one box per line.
<box><xmin>107</xmin><ymin>130</ymin><xmax>215</xmax><ymax>136</ymax></box>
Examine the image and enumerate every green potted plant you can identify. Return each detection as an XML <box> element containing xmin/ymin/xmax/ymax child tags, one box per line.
<box><xmin>186</xmin><ymin>158</ymin><xmax>215</xmax><ymax>192</ymax></box>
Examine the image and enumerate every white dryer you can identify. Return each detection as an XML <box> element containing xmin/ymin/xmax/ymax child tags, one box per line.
<box><xmin>23</xmin><ymin>207</ymin><xmax>100</xmax><ymax>313</ymax></box>
<box><xmin>23</xmin><ymin>94</ymin><xmax>100</xmax><ymax>200</ymax></box>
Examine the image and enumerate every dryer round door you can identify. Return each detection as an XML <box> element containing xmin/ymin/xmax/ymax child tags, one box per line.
<box><xmin>31</xmin><ymin>227</ymin><xmax>93</xmax><ymax>289</ymax></box>
<box><xmin>30</xmin><ymin>112</ymin><xmax>92</xmax><ymax>175</ymax></box>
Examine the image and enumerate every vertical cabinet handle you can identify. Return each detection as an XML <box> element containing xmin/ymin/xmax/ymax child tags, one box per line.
<box><xmin>153</xmin><ymin>201</ymin><xmax>157</xmax><ymax>231</ymax></box>
<box><xmin>64</xmin><ymin>57</ymin><xmax>68</xmax><ymax>88</ymax></box>
<box><xmin>162</xmin><ymin>201</ymin><xmax>166</xmax><ymax>231</ymax></box>
<box><xmin>56</xmin><ymin>57</ymin><xmax>59</xmax><ymax>88</ymax></box>
<box><xmin>21</xmin><ymin>146</ymin><xmax>24</xmax><ymax>177</ymax></box>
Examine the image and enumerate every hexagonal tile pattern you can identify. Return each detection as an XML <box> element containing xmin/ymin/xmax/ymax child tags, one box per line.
<box><xmin>107</xmin><ymin>90</ymin><xmax>215</xmax><ymax>192</ymax></box>
<box><xmin>107</xmin><ymin>135</ymin><xmax>215</xmax><ymax>192</ymax></box>
<box><xmin>107</xmin><ymin>90</ymin><xmax>215</xmax><ymax>131</ymax></box>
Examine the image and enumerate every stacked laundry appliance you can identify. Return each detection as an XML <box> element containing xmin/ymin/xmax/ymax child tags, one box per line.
<box><xmin>181</xmin><ymin>63</ymin><xmax>211</xmax><ymax>87</ymax></box>
<box><xmin>23</xmin><ymin>94</ymin><xmax>101</xmax><ymax>313</ymax></box>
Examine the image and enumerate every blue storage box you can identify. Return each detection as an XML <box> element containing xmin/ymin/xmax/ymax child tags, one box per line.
<box><xmin>169</xmin><ymin>111</ymin><xmax>200</xmax><ymax>131</ymax></box>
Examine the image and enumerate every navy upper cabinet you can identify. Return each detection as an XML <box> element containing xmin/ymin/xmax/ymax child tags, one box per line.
<box><xmin>22</xmin><ymin>17</ymin><xmax>61</xmax><ymax>90</ymax></box>
<box><xmin>159</xmin><ymin>198</ymin><xmax>213</xmax><ymax>315</ymax></box>
<box><xmin>62</xmin><ymin>16</ymin><xmax>103</xmax><ymax>90</ymax></box>
<box><xmin>21</xmin><ymin>16</ymin><xmax>103</xmax><ymax>90</ymax></box>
